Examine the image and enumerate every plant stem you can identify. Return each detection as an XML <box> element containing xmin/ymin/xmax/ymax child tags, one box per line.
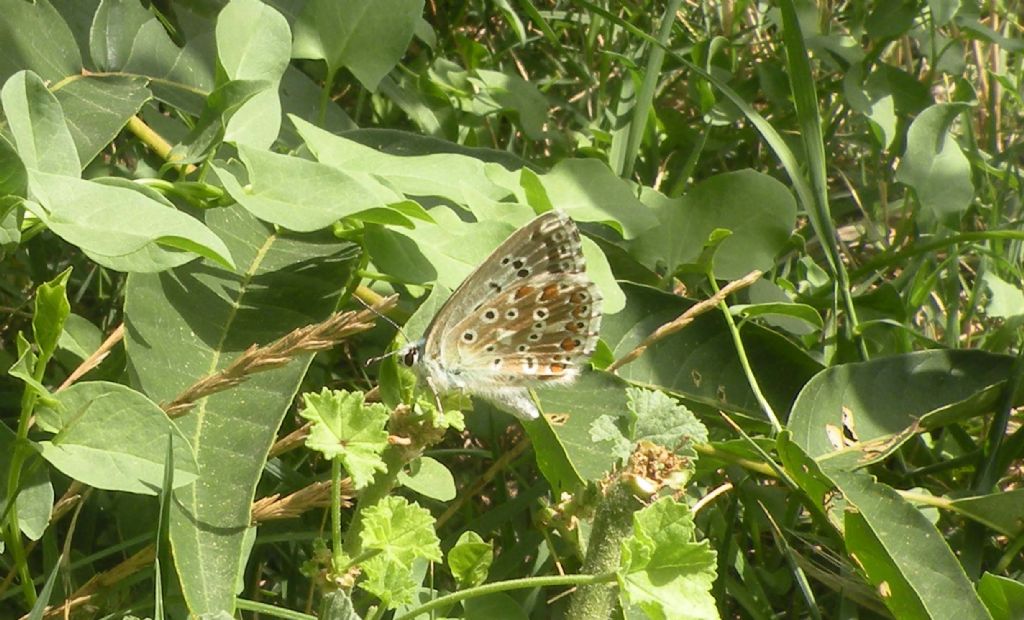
<box><xmin>708</xmin><ymin>276</ymin><xmax>782</xmax><ymax>433</ymax></box>
<box><xmin>565</xmin><ymin>481</ymin><xmax>640</xmax><ymax>619</ymax></box>
<box><xmin>395</xmin><ymin>572</ymin><xmax>616</xmax><ymax>620</ymax></box>
<box><xmin>331</xmin><ymin>458</ymin><xmax>343</xmax><ymax>571</ymax></box>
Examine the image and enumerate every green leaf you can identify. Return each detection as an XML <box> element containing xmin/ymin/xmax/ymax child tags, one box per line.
<box><xmin>1</xmin><ymin>70</ymin><xmax>80</xmax><ymax>175</ymax></box>
<box><xmin>928</xmin><ymin>0</ymin><xmax>961</xmax><ymax>26</ymax></box>
<box><xmin>358</xmin><ymin>554</ymin><xmax>418</xmax><ymax>608</ymax></box>
<box><xmin>833</xmin><ymin>469</ymin><xmax>991</xmax><ymax>620</ymax></box>
<box><xmin>603</xmin><ymin>284</ymin><xmax>822</xmax><ymax>420</ymax></box>
<box><xmin>8</xmin><ymin>332</ymin><xmax>53</xmax><ymax>407</ymax></box>
<box><xmin>534</xmin><ymin>158</ymin><xmax>658</xmax><ymax>238</ymax></box>
<box><xmin>54</xmin><ymin>75</ymin><xmax>151</xmax><ymax>168</ymax></box>
<box><xmin>978</xmin><ymin>573</ymin><xmax>1024</xmax><ymax>620</ymax></box>
<box><xmin>216</xmin><ymin>0</ymin><xmax>291</xmax><ymax>150</ymax></box>
<box><xmin>319</xmin><ymin>589</ymin><xmax>362</xmax><ymax>620</ymax></box>
<box><xmin>214</xmin><ymin>145</ymin><xmax>398</xmax><ymax>232</ymax></box>
<box><xmin>628</xmin><ymin>387</ymin><xmax>708</xmax><ymax>458</ymax></box>
<box><xmin>468</xmin><ymin>69</ymin><xmax>549</xmax><ymax>140</ymax></box>
<box><xmin>398</xmin><ymin>456</ymin><xmax>456</xmax><ymax>501</ymax></box>
<box><xmin>463</xmin><ymin>593</ymin><xmax>528</xmax><ymax>619</ymax></box>
<box><xmin>57</xmin><ymin>314</ymin><xmax>103</xmax><ymax>361</ymax></box>
<box><xmin>0</xmin><ymin>424</ymin><xmax>53</xmax><ymax>541</ymax></box>
<box><xmin>360</xmin><ymin>496</ymin><xmax>442</xmax><ymax>565</ymax></box>
<box><xmin>300</xmin><ymin>389</ymin><xmax>389</xmax><ymax>489</ymax></box>
<box><xmin>447</xmin><ymin>531</ymin><xmax>493</xmax><ymax>588</ymax></box>
<box><xmin>730</xmin><ymin>302</ymin><xmax>824</xmax><ymax>330</ymax></box>
<box><xmin>89</xmin><ymin>0</ymin><xmax>154</xmax><ymax>71</ymax></box>
<box><xmin>0</xmin><ymin>0</ymin><xmax>82</xmax><ymax>84</ymax></box>
<box><xmin>124</xmin><ymin>205</ymin><xmax>358</xmax><ymax>614</ymax></box>
<box><xmin>788</xmin><ymin>350</ymin><xmax>1014</xmax><ymax>469</ymax></box>
<box><xmin>617</xmin><ymin>497</ymin><xmax>718</xmax><ymax>620</ymax></box>
<box><xmin>293</xmin><ymin>0</ymin><xmax>425</xmax><ymax>92</ymax></box>
<box><xmin>32</xmin><ymin>267</ymin><xmax>71</xmax><ymax>361</ymax></box>
<box><xmin>982</xmin><ymin>272</ymin><xmax>1024</xmax><ymax>319</ymax></box>
<box><xmin>36</xmin><ymin>381</ymin><xmax>199</xmax><ymax>494</ymax></box>
<box><xmin>948</xmin><ymin>489</ymin><xmax>1024</xmax><ymax>536</ymax></box>
<box><xmin>632</xmin><ymin>170</ymin><xmax>797</xmax><ymax>280</ymax></box>
<box><xmin>895</xmin><ymin>102</ymin><xmax>974</xmax><ymax>221</ymax></box>
<box><xmin>24</xmin><ymin>172</ymin><xmax>234</xmax><ymax>271</ymax></box>
<box><xmin>588</xmin><ymin>414</ymin><xmax>633</xmax><ymax>463</ymax></box>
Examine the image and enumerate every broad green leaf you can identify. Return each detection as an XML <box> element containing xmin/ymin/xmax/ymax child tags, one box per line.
<box><xmin>124</xmin><ymin>205</ymin><xmax>358</xmax><ymax>614</ymax></box>
<box><xmin>54</xmin><ymin>75</ymin><xmax>151</xmax><ymax>167</ymax></box>
<box><xmin>89</xmin><ymin>0</ymin><xmax>154</xmax><ymax>71</ymax></box>
<box><xmin>57</xmin><ymin>314</ymin><xmax>103</xmax><ymax>361</ymax></box>
<box><xmin>633</xmin><ymin>170</ymin><xmax>797</xmax><ymax>280</ymax></box>
<box><xmin>533</xmin><ymin>159</ymin><xmax>658</xmax><ymax>238</ymax></box>
<box><xmin>730</xmin><ymin>302</ymin><xmax>824</xmax><ymax>330</ymax></box>
<box><xmin>468</xmin><ymin>69</ymin><xmax>548</xmax><ymax>140</ymax></box>
<box><xmin>982</xmin><ymin>272</ymin><xmax>1024</xmax><ymax>319</ymax></box>
<box><xmin>36</xmin><ymin>381</ymin><xmax>199</xmax><ymax>494</ymax></box>
<box><xmin>948</xmin><ymin>489</ymin><xmax>1024</xmax><ymax>536</ymax></box>
<box><xmin>618</xmin><ymin>497</ymin><xmax>718</xmax><ymax>620</ymax></box>
<box><xmin>33</xmin><ymin>267</ymin><xmax>72</xmax><ymax>361</ymax></box>
<box><xmin>0</xmin><ymin>424</ymin><xmax>53</xmax><ymax>541</ymax></box>
<box><xmin>292</xmin><ymin>0</ymin><xmax>424</xmax><ymax>92</ymax></box>
<box><xmin>293</xmin><ymin>116</ymin><xmax>513</xmax><ymax>205</ymax></box>
<box><xmin>217</xmin><ymin>0</ymin><xmax>291</xmax><ymax>149</ymax></box>
<box><xmin>788</xmin><ymin>350</ymin><xmax>1014</xmax><ymax>469</ymax></box>
<box><xmin>447</xmin><ymin>531</ymin><xmax>493</xmax><ymax>588</ymax></box>
<box><xmin>360</xmin><ymin>496</ymin><xmax>442</xmax><ymax>565</ymax></box>
<box><xmin>1</xmin><ymin>70</ymin><xmax>80</xmax><ymax>175</ymax></box>
<box><xmin>895</xmin><ymin>102</ymin><xmax>974</xmax><ymax>221</ymax></box>
<box><xmin>25</xmin><ymin>173</ymin><xmax>234</xmax><ymax>271</ymax></box>
<box><xmin>833</xmin><ymin>469</ymin><xmax>991</xmax><ymax>620</ymax></box>
<box><xmin>8</xmin><ymin>332</ymin><xmax>53</xmax><ymax>407</ymax></box>
<box><xmin>123</xmin><ymin>19</ymin><xmax>215</xmax><ymax>113</ymax></box>
<box><xmin>300</xmin><ymin>389</ymin><xmax>389</xmax><ymax>489</ymax></box>
<box><xmin>978</xmin><ymin>573</ymin><xmax>1024</xmax><ymax>620</ymax></box>
<box><xmin>0</xmin><ymin>0</ymin><xmax>82</xmax><ymax>84</ymax></box>
<box><xmin>398</xmin><ymin>456</ymin><xmax>456</xmax><ymax>501</ymax></box>
<box><xmin>358</xmin><ymin>554</ymin><xmax>418</xmax><ymax>608</ymax></box>
<box><xmin>214</xmin><ymin>145</ymin><xmax>398</xmax><ymax>232</ymax></box>
<box><xmin>530</xmin><ymin>371</ymin><xmax>632</xmax><ymax>491</ymax></box>
<box><xmin>171</xmin><ymin>79</ymin><xmax>271</xmax><ymax>164</ymax></box>
<box><xmin>604</xmin><ymin>283</ymin><xmax>822</xmax><ymax>421</ymax></box>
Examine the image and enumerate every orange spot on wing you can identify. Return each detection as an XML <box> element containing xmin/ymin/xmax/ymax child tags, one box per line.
<box><xmin>560</xmin><ymin>338</ymin><xmax>577</xmax><ymax>351</ymax></box>
<box><xmin>515</xmin><ymin>285</ymin><xmax>535</xmax><ymax>300</ymax></box>
<box><xmin>540</xmin><ymin>285</ymin><xmax>560</xmax><ymax>301</ymax></box>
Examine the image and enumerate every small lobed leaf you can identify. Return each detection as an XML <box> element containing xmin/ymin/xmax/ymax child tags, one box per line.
<box><xmin>300</xmin><ymin>388</ymin><xmax>390</xmax><ymax>489</ymax></box>
<box><xmin>358</xmin><ymin>554</ymin><xmax>418</xmax><ymax>609</ymax></box>
<box><xmin>617</xmin><ymin>497</ymin><xmax>718</xmax><ymax>620</ymax></box>
<box><xmin>360</xmin><ymin>495</ymin><xmax>442</xmax><ymax>565</ymax></box>
<box><xmin>628</xmin><ymin>387</ymin><xmax>709</xmax><ymax>458</ymax></box>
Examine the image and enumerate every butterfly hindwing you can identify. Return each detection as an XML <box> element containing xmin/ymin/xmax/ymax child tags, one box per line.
<box><xmin>449</xmin><ymin>273</ymin><xmax>602</xmax><ymax>385</ymax></box>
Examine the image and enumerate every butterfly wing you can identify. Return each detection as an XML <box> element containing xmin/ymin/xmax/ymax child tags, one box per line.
<box><xmin>421</xmin><ymin>210</ymin><xmax>585</xmax><ymax>363</ymax></box>
<box><xmin>422</xmin><ymin>210</ymin><xmax>602</xmax><ymax>419</ymax></box>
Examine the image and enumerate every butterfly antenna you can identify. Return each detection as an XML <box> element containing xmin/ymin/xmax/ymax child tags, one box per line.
<box><xmin>353</xmin><ymin>294</ymin><xmax>408</xmax><ymax>366</ymax></box>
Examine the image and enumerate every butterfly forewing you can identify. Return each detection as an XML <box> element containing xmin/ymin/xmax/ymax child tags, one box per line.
<box><xmin>422</xmin><ymin>210</ymin><xmax>585</xmax><ymax>362</ymax></box>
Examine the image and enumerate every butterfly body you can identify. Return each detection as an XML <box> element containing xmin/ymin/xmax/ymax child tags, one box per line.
<box><xmin>400</xmin><ymin>210</ymin><xmax>602</xmax><ymax>420</ymax></box>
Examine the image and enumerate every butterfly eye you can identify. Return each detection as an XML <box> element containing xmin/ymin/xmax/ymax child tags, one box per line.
<box><xmin>402</xmin><ymin>347</ymin><xmax>420</xmax><ymax>366</ymax></box>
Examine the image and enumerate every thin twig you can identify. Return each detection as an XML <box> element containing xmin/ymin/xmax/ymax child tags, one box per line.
<box><xmin>607</xmin><ymin>270</ymin><xmax>763</xmax><ymax>373</ymax></box>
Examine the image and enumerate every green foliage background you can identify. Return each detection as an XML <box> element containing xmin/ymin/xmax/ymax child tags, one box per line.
<box><xmin>1</xmin><ymin>0</ymin><xmax>1024</xmax><ymax>619</ymax></box>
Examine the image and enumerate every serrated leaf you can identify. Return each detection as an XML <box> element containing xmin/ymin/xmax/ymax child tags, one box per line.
<box><xmin>618</xmin><ymin>497</ymin><xmax>718</xmax><ymax>620</ymax></box>
<box><xmin>447</xmin><ymin>531</ymin><xmax>493</xmax><ymax>588</ymax></box>
<box><xmin>358</xmin><ymin>553</ymin><xmax>418</xmax><ymax>608</ymax></box>
<box><xmin>300</xmin><ymin>389</ymin><xmax>389</xmax><ymax>489</ymax></box>
<box><xmin>588</xmin><ymin>414</ymin><xmax>633</xmax><ymax>462</ymax></box>
<box><xmin>628</xmin><ymin>388</ymin><xmax>708</xmax><ymax>458</ymax></box>
<box><xmin>360</xmin><ymin>496</ymin><xmax>441</xmax><ymax>565</ymax></box>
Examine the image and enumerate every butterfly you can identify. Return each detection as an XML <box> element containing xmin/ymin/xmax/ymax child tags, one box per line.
<box><xmin>397</xmin><ymin>210</ymin><xmax>603</xmax><ymax>420</ymax></box>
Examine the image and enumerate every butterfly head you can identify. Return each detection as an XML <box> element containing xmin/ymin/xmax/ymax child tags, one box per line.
<box><xmin>397</xmin><ymin>339</ymin><xmax>425</xmax><ymax>368</ymax></box>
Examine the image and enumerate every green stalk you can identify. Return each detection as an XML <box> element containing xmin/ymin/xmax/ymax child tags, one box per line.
<box><xmin>331</xmin><ymin>458</ymin><xmax>343</xmax><ymax>571</ymax></box>
<box><xmin>709</xmin><ymin>276</ymin><xmax>781</xmax><ymax>433</ymax></box>
<box><xmin>565</xmin><ymin>481</ymin><xmax>639</xmax><ymax>619</ymax></box>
